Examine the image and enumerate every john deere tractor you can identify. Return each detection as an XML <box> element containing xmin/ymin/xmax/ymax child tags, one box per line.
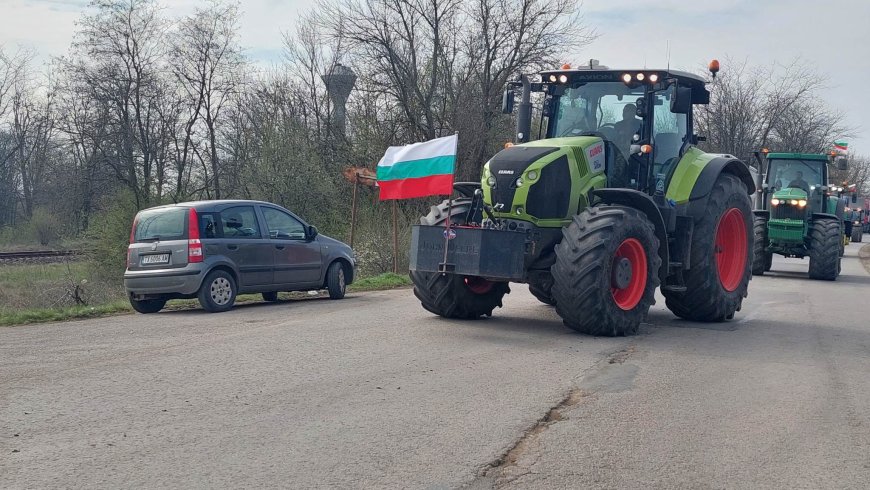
<box><xmin>751</xmin><ymin>152</ymin><xmax>848</xmax><ymax>280</ymax></box>
<box><xmin>409</xmin><ymin>61</ymin><xmax>756</xmax><ymax>336</ymax></box>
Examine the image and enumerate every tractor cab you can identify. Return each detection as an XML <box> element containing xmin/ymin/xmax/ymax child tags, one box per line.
<box><xmin>526</xmin><ymin>66</ymin><xmax>709</xmax><ymax>194</ymax></box>
<box><xmin>764</xmin><ymin>154</ymin><xmax>828</xmax><ymax>215</ymax></box>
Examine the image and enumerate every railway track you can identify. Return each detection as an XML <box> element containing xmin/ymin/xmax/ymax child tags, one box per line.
<box><xmin>0</xmin><ymin>250</ymin><xmax>81</xmax><ymax>261</ymax></box>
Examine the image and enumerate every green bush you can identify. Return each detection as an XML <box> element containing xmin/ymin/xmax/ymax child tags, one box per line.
<box><xmin>84</xmin><ymin>190</ymin><xmax>140</xmax><ymax>279</ymax></box>
<box><xmin>29</xmin><ymin>207</ymin><xmax>62</xmax><ymax>246</ymax></box>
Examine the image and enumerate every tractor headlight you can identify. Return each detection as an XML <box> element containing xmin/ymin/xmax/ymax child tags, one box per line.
<box><xmin>798</xmin><ymin>200</ymin><xmax>807</xmax><ymax>207</ymax></box>
<box><xmin>771</xmin><ymin>198</ymin><xmax>780</xmax><ymax>206</ymax></box>
<box><xmin>516</xmin><ymin>207</ymin><xmax>524</xmax><ymax>215</ymax></box>
<box><xmin>526</xmin><ymin>170</ymin><xmax>538</xmax><ymax>181</ymax></box>
<box><xmin>790</xmin><ymin>200</ymin><xmax>798</xmax><ymax>205</ymax></box>
<box><xmin>486</xmin><ymin>175</ymin><xmax>497</xmax><ymax>187</ymax></box>
<box><xmin>515</xmin><ymin>176</ymin><xmax>524</xmax><ymax>187</ymax></box>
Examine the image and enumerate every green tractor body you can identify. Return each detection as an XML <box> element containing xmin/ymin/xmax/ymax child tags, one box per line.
<box><xmin>752</xmin><ymin>152</ymin><xmax>847</xmax><ymax>280</ymax></box>
<box><xmin>410</xmin><ymin>64</ymin><xmax>756</xmax><ymax>335</ymax></box>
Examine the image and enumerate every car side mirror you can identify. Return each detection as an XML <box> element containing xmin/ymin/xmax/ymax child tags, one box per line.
<box><xmin>670</xmin><ymin>87</ymin><xmax>692</xmax><ymax>114</ymax></box>
<box><xmin>501</xmin><ymin>88</ymin><xmax>514</xmax><ymax>114</ymax></box>
<box><xmin>307</xmin><ymin>225</ymin><xmax>318</xmax><ymax>239</ymax></box>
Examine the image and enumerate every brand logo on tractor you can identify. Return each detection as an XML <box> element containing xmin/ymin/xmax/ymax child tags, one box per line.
<box><xmin>497</xmin><ymin>169</ymin><xmax>515</xmax><ymax>175</ymax></box>
<box><xmin>588</xmin><ymin>144</ymin><xmax>603</xmax><ymax>158</ymax></box>
<box><xmin>585</xmin><ymin>142</ymin><xmax>605</xmax><ymax>173</ymax></box>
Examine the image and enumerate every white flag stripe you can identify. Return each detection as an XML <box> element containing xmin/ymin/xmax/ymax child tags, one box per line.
<box><xmin>377</xmin><ymin>134</ymin><xmax>457</xmax><ymax>168</ymax></box>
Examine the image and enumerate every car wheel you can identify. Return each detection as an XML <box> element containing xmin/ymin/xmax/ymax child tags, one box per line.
<box><xmin>129</xmin><ymin>298</ymin><xmax>166</xmax><ymax>314</ymax></box>
<box><xmin>326</xmin><ymin>262</ymin><xmax>347</xmax><ymax>299</ymax></box>
<box><xmin>262</xmin><ymin>291</ymin><xmax>279</xmax><ymax>302</ymax></box>
<box><xmin>198</xmin><ymin>270</ymin><xmax>237</xmax><ymax>312</ymax></box>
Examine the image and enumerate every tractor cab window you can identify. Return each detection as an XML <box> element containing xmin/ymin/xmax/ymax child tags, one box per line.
<box><xmin>767</xmin><ymin>159</ymin><xmax>824</xmax><ymax>194</ymax></box>
<box><xmin>552</xmin><ymin>82</ymin><xmax>646</xmax><ymax>159</ymax></box>
<box><xmin>651</xmin><ymin>87</ymin><xmax>688</xmax><ymax>179</ymax></box>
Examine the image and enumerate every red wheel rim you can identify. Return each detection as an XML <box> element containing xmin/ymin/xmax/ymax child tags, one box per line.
<box><xmin>611</xmin><ymin>238</ymin><xmax>647</xmax><ymax>311</ymax></box>
<box><xmin>715</xmin><ymin>208</ymin><xmax>747</xmax><ymax>292</ymax></box>
<box><xmin>464</xmin><ymin>276</ymin><xmax>494</xmax><ymax>294</ymax></box>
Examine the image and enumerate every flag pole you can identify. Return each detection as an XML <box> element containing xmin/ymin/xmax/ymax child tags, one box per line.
<box><xmin>439</xmin><ymin>133</ymin><xmax>459</xmax><ymax>274</ymax></box>
<box><xmin>392</xmin><ymin>199</ymin><xmax>399</xmax><ymax>274</ymax></box>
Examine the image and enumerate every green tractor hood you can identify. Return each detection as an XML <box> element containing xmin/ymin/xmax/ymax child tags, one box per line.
<box><xmin>772</xmin><ymin>187</ymin><xmax>808</xmax><ymax>201</ymax></box>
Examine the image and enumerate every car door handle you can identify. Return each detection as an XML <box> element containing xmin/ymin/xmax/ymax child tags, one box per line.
<box><xmin>227</xmin><ymin>244</ymin><xmax>238</xmax><ymax>250</ymax></box>
<box><xmin>275</xmin><ymin>245</ymin><xmax>286</xmax><ymax>250</ymax></box>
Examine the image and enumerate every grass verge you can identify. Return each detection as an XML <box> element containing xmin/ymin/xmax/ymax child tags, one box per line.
<box><xmin>0</xmin><ymin>272</ymin><xmax>412</xmax><ymax>327</ymax></box>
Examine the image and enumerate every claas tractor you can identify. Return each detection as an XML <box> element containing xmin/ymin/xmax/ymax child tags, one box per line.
<box><xmin>752</xmin><ymin>152</ymin><xmax>849</xmax><ymax>280</ymax></box>
<box><xmin>409</xmin><ymin>61</ymin><xmax>756</xmax><ymax>336</ymax></box>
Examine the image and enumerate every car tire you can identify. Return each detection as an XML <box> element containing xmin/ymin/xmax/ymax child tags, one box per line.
<box><xmin>326</xmin><ymin>262</ymin><xmax>347</xmax><ymax>299</ymax></box>
<box><xmin>262</xmin><ymin>291</ymin><xmax>279</xmax><ymax>302</ymax></box>
<box><xmin>129</xmin><ymin>298</ymin><xmax>166</xmax><ymax>314</ymax></box>
<box><xmin>198</xmin><ymin>270</ymin><xmax>237</xmax><ymax>312</ymax></box>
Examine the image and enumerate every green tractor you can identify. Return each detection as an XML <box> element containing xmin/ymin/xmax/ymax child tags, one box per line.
<box><xmin>409</xmin><ymin>61</ymin><xmax>756</xmax><ymax>336</ymax></box>
<box><xmin>751</xmin><ymin>152</ymin><xmax>849</xmax><ymax>280</ymax></box>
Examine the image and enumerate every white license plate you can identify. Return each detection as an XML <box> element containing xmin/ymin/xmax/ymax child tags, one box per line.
<box><xmin>141</xmin><ymin>253</ymin><xmax>170</xmax><ymax>265</ymax></box>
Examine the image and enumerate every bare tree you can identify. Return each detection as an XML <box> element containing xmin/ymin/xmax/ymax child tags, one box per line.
<box><xmin>173</xmin><ymin>1</ymin><xmax>245</xmax><ymax>199</ymax></box>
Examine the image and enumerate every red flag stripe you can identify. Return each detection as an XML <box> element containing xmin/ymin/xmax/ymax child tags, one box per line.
<box><xmin>378</xmin><ymin>174</ymin><xmax>454</xmax><ymax>200</ymax></box>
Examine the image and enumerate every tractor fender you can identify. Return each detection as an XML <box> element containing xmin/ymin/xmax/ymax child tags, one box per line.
<box><xmin>453</xmin><ymin>182</ymin><xmax>481</xmax><ymax>198</ymax></box>
<box><xmin>591</xmin><ymin>188</ymin><xmax>669</xmax><ymax>283</ymax></box>
<box><xmin>812</xmin><ymin>212</ymin><xmax>840</xmax><ymax>222</ymax></box>
<box><xmin>686</xmin><ymin>156</ymin><xmax>755</xmax><ymax>220</ymax></box>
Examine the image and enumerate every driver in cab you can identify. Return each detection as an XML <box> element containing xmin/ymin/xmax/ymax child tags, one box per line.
<box><xmin>613</xmin><ymin>103</ymin><xmax>641</xmax><ymax>158</ymax></box>
<box><xmin>788</xmin><ymin>171</ymin><xmax>810</xmax><ymax>194</ymax></box>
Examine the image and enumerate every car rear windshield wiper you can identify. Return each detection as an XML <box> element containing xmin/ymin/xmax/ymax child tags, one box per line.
<box><xmin>139</xmin><ymin>235</ymin><xmax>162</xmax><ymax>242</ymax></box>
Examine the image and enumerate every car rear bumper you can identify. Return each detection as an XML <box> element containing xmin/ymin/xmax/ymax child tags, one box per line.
<box><xmin>124</xmin><ymin>265</ymin><xmax>205</xmax><ymax>297</ymax></box>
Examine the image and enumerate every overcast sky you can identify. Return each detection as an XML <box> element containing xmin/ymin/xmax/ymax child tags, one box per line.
<box><xmin>2</xmin><ymin>0</ymin><xmax>868</xmax><ymax>153</ymax></box>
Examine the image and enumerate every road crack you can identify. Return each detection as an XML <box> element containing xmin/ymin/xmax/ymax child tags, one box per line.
<box><xmin>469</xmin><ymin>344</ymin><xmax>638</xmax><ymax>489</ymax></box>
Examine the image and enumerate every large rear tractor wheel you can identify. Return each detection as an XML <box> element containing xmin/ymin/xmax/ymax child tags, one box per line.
<box><xmin>527</xmin><ymin>271</ymin><xmax>556</xmax><ymax>305</ymax></box>
<box><xmin>808</xmin><ymin>219</ymin><xmax>841</xmax><ymax>281</ymax></box>
<box><xmin>752</xmin><ymin>215</ymin><xmax>772</xmax><ymax>276</ymax></box>
<box><xmin>663</xmin><ymin>173</ymin><xmax>753</xmax><ymax>322</ymax></box>
<box><xmin>551</xmin><ymin>206</ymin><xmax>661</xmax><ymax>336</ymax></box>
<box><xmin>410</xmin><ymin>198</ymin><xmax>510</xmax><ymax>319</ymax></box>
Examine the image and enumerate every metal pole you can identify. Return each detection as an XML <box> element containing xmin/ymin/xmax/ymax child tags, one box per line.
<box><xmin>392</xmin><ymin>200</ymin><xmax>399</xmax><ymax>274</ymax></box>
<box><xmin>350</xmin><ymin>177</ymin><xmax>359</xmax><ymax>248</ymax></box>
<box><xmin>439</xmin><ymin>133</ymin><xmax>460</xmax><ymax>274</ymax></box>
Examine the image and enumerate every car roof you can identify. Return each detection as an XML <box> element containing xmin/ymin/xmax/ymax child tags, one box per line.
<box><xmin>139</xmin><ymin>200</ymin><xmax>281</xmax><ymax>213</ymax></box>
<box><xmin>766</xmin><ymin>153</ymin><xmax>829</xmax><ymax>161</ymax></box>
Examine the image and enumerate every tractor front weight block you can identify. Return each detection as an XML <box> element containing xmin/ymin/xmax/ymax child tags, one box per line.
<box><xmin>410</xmin><ymin>225</ymin><xmax>527</xmax><ymax>281</ymax></box>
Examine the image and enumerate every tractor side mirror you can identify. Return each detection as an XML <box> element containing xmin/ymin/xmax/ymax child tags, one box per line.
<box><xmin>836</xmin><ymin>156</ymin><xmax>848</xmax><ymax>171</ymax></box>
<box><xmin>501</xmin><ymin>88</ymin><xmax>515</xmax><ymax>114</ymax></box>
<box><xmin>670</xmin><ymin>87</ymin><xmax>692</xmax><ymax>114</ymax></box>
<box><xmin>853</xmin><ymin>193</ymin><xmax>858</xmax><ymax>203</ymax></box>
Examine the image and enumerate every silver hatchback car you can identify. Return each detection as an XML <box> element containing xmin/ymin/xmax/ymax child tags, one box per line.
<box><xmin>124</xmin><ymin>200</ymin><xmax>355</xmax><ymax>313</ymax></box>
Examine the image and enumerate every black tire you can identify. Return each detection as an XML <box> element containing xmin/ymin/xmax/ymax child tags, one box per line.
<box><xmin>198</xmin><ymin>270</ymin><xmax>237</xmax><ymax>313</ymax></box>
<box><xmin>527</xmin><ymin>271</ymin><xmax>556</xmax><ymax>305</ymax></box>
<box><xmin>262</xmin><ymin>291</ymin><xmax>279</xmax><ymax>302</ymax></box>
<box><xmin>663</xmin><ymin>173</ymin><xmax>753</xmax><ymax>322</ymax></box>
<box><xmin>808</xmin><ymin>219</ymin><xmax>841</xmax><ymax>281</ymax></box>
<box><xmin>751</xmin><ymin>215</ymin><xmax>771</xmax><ymax>276</ymax></box>
<box><xmin>851</xmin><ymin>226</ymin><xmax>863</xmax><ymax>243</ymax></box>
<box><xmin>326</xmin><ymin>262</ymin><xmax>347</xmax><ymax>299</ymax></box>
<box><xmin>551</xmin><ymin>205</ymin><xmax>661</xmax><ymax>336</ymax></box>
<box><xmin>129</xmin><ymin>297</ymin><xmax>166</xmax><ymax>314</ymax></box>
<box><xmin>410</xmin><ymin>198</ymin><xmax>510</xmax><ymax>319</ymax></box>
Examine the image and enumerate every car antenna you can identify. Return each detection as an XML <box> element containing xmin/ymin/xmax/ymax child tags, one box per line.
<box><xmin>666</xmin><ymin>40</ymin><xmax>671</xmax><ymax>73</ymax></box>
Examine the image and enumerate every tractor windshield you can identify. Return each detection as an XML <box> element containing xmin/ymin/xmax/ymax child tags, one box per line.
<box><xmin>767</xmin><ymin>159</ymin><xmax>824</xmax><ymax>194</ymax></box>
<box><xmin>551</xmin><ymin>82</ymin><xmax>646</xmax><ymax>157</ymax></box>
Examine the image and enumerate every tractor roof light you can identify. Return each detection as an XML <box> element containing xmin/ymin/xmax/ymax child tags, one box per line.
<box><xmin>761</xmin><ymin>148</ymin><xmax>770</xmax><ymax>154</ymax></box>
<box><xmin>561</xmin><ymin>63</ymin><xmax>571</xmax><ymax>70</ymax></box>
<box><xmin>709</xmin><ymin>59</ymin><xmax>720</xmax><ymax>78</ymax></box>
<box><xmin>640</xmin><ymin>144</ymin><xmax>653</xmax><ymax>154</ymax></box>
<box><xmin>648</xmin><ymin>73</ymin><xmax>659</xmax><ymax>83</ymax></box>
<box><xmin>621</xmin><ymin>73</ymin><xmax>632</xmax><ymax>84</ymax></box>
<box><xmin>636</xmin><ymin>73</ymin><xmax>645</xmax><ymax>81</ymax></box>
<box><xmin>558</xmin><ymin>74</ymin><xmax>568</xmax><ymax>83</ymax></box>
<box><xmin>548</xmin><ymin>74</ymin><xmax>557</xmax><ymax>82</ymax></box>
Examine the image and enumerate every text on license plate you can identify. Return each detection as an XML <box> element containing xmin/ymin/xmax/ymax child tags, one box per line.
<box><xmin>141</xmin><ymin>253</ymin><xmax>170</xmax><ymax>265</ymax></box>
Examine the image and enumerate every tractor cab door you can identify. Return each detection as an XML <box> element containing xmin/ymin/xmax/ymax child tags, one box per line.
<box><xmin>653</xmin><ymin>86</ymin><xmax>690</xmax><ymax>195</ymax></box>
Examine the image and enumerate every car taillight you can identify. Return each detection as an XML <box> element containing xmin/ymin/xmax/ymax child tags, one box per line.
<box><xmin>126</xmin><ymin>216</ymin><xmax>139</xmax><ymax>267</ymax></box>
<box><xmin>188</xmin><ymin>208</ymin><xmax>203</xmax><ymax>263</ymax></box>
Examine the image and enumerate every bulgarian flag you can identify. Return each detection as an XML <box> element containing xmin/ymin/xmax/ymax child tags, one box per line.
<box><xmin>377</xmin><ymin>134</ymin><xmax>457</xmax><ymax>200</ymax></box>
<box><xmin>834</xmin><ymin>140</ymin><xmax>849</xmax><ymax>154</ymax></box>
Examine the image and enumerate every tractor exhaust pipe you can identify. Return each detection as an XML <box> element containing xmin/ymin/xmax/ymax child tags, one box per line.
<box><xmin>516</xmin><ymin>75</ymin><xmax>532</xmax><ymax>143</ymax></box>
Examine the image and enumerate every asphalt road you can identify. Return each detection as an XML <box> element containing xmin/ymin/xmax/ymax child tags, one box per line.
<box><xmin>2</xmin><ymin>244</ymin><xmax>870</xmax><ymax>489</ymax></box>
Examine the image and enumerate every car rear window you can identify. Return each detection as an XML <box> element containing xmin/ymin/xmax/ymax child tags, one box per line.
<box><xmin>134</xmin><ymin>208</ymin><xmax>188</xmax><ymax>242</ymax></box>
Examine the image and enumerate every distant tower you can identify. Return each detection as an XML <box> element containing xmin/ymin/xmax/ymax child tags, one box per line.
<box><xmin>322</xmin><ymin>63</ymin><xmax>357</xmax><ymax>137</ymax></box>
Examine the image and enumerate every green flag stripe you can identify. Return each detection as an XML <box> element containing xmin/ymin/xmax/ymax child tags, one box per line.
<box><xmin>377</xmin><ymin>155</ymin><xmax>455</xmax><ymax>181</ymax></box>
